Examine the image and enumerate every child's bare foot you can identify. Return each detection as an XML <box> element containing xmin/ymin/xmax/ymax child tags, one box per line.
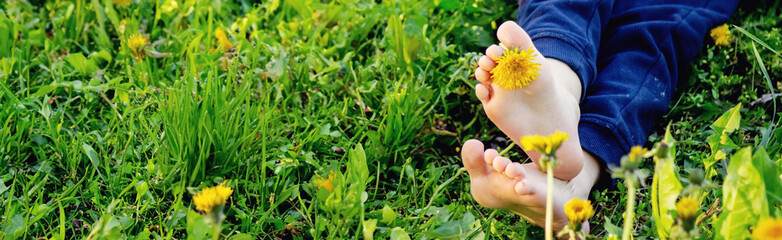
<box><xmin>474</xmin><ymin>21</ymin><xmax>583</xmax><ymax>180</ymax></box>
<box><xmin>461</xmin><ymin>140</ymin><xmax>599</xmax><ymax>233</ymax></box>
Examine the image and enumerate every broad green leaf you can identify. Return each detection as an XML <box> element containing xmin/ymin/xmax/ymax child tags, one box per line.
<box><xmin>390</xmin><ymin>227</ymin><xmax>411</xmax><ymax>240</ymax></box>
<box><xmin>752</xmin><ymin>147</ymin><xmax>782</xmax><ymax>206</ymax></box>
<box><xmin>186</xmin><ymin>210</ymin><xmax>209</xmax><ymax>240</ymax></box>
<box><xmin>135</xmin><ymin>180</ymin><xmax>149</xmax><ymax>202</ymax></box>
<box><xmin>651</xmin><ymin>125</ymin><xmax>682</xmax><ymax>240</ymax></box>
<box><xmin>715</xmin><ymin>147</ymin><xmax>768</xmax><ymax>240</ymax></box>
<box><xmin>348</xmin><ymin>143</ymin><xmax>369</xmax><ymax>186</ymax></box>
<box><xmin>0</xmin><ymin>180</ymin><xmax>7</xmax><ymax>195</ymax></box>
<box><xmin>33</xmin><ymin>84</ymin><xmax>58</xmax><ymax>97</ymax></box>
<box><xmin>705</xmin><ymin>103</ymin><xmax>742</xmax><ymax>178</ymax></box>
<box><xmin>82</xmin><ymin>143</ymin><xmax>105</xmax><ymax>181</ymax></box>
<box><xmin>86</xmin><ymin>214</ymin><xmax>123</xmax><ymax>239</ymax></box>
<box><xmin>228</xmin><ymin>234</ymin><xmax>254</xmax><ymax>240</ymax></box>
<box><xmin>66</xmin><ymin>53</ymin><xmax>92</xmax><ymax>73</ymax></box>
<box><xmin>5</xmin><ymin>213</ymin><xmax>25</xmax><ymax>238</ymax></box>
<box><xmin>362</xmin><ymin>219</ymin><xmax>377</xmax><ymax>240</ymax></box>
<box><xmin>436</xmin><ymin>0</ymin><xmax>459</xmax><ymax>11</ymax></box>
<box><xmin>381</xmin><ymin>205</ymin><xmax>397</xmax><ymax>224</ymax></box>
<box><xmin>711</xmin><ymin>103</ymin><xmax>741</xmax><ymax>133</ymax></box>
<box><xmin>603</xmin><ymin>216</ymin><xmax>623</xmax><ymax>237</ymax></box>
<box><xmin>425</xmin><ymin>212</ymin><xmax>479</xmax><ymax>238</ymax></box>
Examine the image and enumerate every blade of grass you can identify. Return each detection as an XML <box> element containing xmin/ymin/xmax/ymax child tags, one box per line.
<box><xmin>734</xmin><ymin>25</ymin><xmax>782</xmax><ymax>57</ymax></box>
<box><xmin>751</xmin><ymin>42</ymin><xmax>777</xmax><ymax>140</ymax></box>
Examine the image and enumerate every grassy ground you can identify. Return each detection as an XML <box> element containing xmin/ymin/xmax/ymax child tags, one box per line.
<box><xmin>0</xmin><ymin>0</ymin><xmax>780</xmax><ymax>239</ymax></box>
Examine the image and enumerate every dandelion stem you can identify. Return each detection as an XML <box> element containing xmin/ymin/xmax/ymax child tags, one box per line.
<box><xmin>499</xmin><ymin>141</ymin><xmax>516</xmax><ymax>157</ymax></box>
<box><xmin>545</xmin><ymin>162</ymin><xmax>554</xmax><ymax>240</ymax></box>
<box><xmin>622</xmin><ymin>178</ymin><xmax>636</xmax><ymax>240</ymax></box>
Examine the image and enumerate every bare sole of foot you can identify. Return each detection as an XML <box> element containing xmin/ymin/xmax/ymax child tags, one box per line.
<box><xmin>473</xmin><ymin>21</ymin><xmax>584</xmax><ymax>180</ymax></box>
<box><xmin>461</xmin><ymin>139</ymin><xmax>600</xmax><ymax>234</ymax></box>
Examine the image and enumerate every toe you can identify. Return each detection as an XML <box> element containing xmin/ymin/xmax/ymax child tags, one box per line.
<box><xmin>492</xmin><ymin>156</ymin><xmax>511</xmax><ymax>173</ymax></box>
<box><xmin>475</xmin><ymin>67</ymin><xmax>491</xmax><ymax>84</ymax></box>
<box><xmin>486</xmin><ymin>44</ymin><xmax>504</xmax><ymax>60</ymax></box>
<box><xmin>462</xmin><ymin>140</ymin><xmax>489</xmax><ymax>177</ymax></box>
<box><xmin>515</xmin><ymin>179</ymin><xmax>543</xmax><ymax>195</ymax></box>
<box><xmin>483</xmin><ymin>148</ymin><xmax>499</xmax><ymax>165</ymax></box>
<box><xmin>475</xmin><ymin>83</ymin><xmax>491</xmax><ymax>103</ymax></box>
<box><xmin>514</xmin><ymin>180</ymin><xmax>530</xmax><ymax>195</ymax></box>
<box><xmin>497</xmin><ymin>21</ymin><xmax>534</xmax><ymax>50</ymax></box>
<box><xmin>504</xmin><ymin>162</ymin><xmax>526</xmax><ymax>180</ymax></box>
<box><xmin>478</xmin><ymin>55</ymin><xmax>496</xmax><ymax>71</ymax></box>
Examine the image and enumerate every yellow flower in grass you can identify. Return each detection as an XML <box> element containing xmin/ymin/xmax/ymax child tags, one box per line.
<box><xmin>193</xmin><ymin>182</ymin><xmax>233</xmax><ymax>213</ymax></box>
<box><xmin>675</xmin><ymin>197</ymin><xmax>698</xmax><ymax>221</ymax></box>
<box><xmin>313</xmin><ymin>171</ymin><xmax>335</xmax><ymax>192</ymax></box>
<box><xmin>710</xmin><ymin>24</ymin><xmax>732</xmax><ymax>47</ymax></box>
<box><xmin>489</xmin><ymin>47</ymin><xmax>541</xmax><ymax>90</ymax></box>
<box><xmin>127</xmin><ymin>33</ymin><xmax>148</xmax><ymax>60</ymax></box>
<box><xmin>112</xmin><ymin>0</ymin><xmax>130</xmax><ymax>7</ymax></box>
<box><xmin>520</xmin><ymin>131</ymin><xmax>569</xmax><ymax>156</ymax></box>
<box><xmin>564</xmin><ymin>198</ymin><xmax>594</xmax><ymax>224</ymax></box>
<box><xmin>214</xmin><ymin>28</ymin><xmax>233</xmax><ymax>51</ymax></box>
<box><xmin>753</xmin><ymin>218</ymin><xmax>782</xmax><ymax>240</ymax></box>
<box><xmin>627</xmin><ymin>146</ymin><xmax>647</xmax><ymax>163</ymax></box>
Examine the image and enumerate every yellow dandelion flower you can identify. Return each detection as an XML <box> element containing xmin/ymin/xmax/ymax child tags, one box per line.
<box><xmin>675</xmin><ymin>197</ymin><xmax>698</xmax><ymax>221</ymax></box>
<box><xmin>214</xmin><ymin>28</ymin><xmax>233</xmax><ymax>51</ymax></box>
<box><xmin>520</xmin><ymin>131</ymin><xmax>569</xmax><ymax>156</ymax></box>
<box><xmin>753</xmin><ymin>218</ymin><xmax>782</xmax><ymax>240</ymax></box>
<box><xmin>312</xmin><ymin>171</ymin><xmax>335</xmax><ymax>192</ymax></box>
<box><xmin>628</xmin><ymin>146</ymin><xmax>647</xmax><ymax>163</ymax></box>
<box><xmin>112</xmin><ymin>0</ymin><xmax>130</xmax><ymax>7</ymax></box>
<box><xmin>127</xmin><ymin>33</ymin><xmax>148</xmax><ymax>60</ymax></box>
<box><xmin>193</xmin><ymin>182</ymin><xmax>233</xmax><ymax>213</ymax></box>
<box><xmin>710</xmin><ymin>24</ymin><xmax>732</xmax><ymax>47</ymax></box>
<box><xmin>489</xmin><ymin>47</ymin><xmax>541</xmax><ymax>90</ymax></box>
<box><xmin>564</xmin><ymin>198</ymin><xmax>594</xmax><ymax>224</ymax></box>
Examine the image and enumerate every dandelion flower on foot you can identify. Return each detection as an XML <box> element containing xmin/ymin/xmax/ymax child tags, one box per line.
<box><xmin>490</xmin><ymin>47</ymin><xmax>541</xmax><ymax>90</ymax></box>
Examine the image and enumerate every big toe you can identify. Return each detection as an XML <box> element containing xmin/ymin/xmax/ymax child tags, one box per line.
<box><xmin>497</xmin><ymin>21</ymin><xmax>534</xmax><ymax>50</ymax></box>
<box><xmin>462</xmin><ymin>139</ymin><xmax>489</xmax><ymax>177</ymax></box>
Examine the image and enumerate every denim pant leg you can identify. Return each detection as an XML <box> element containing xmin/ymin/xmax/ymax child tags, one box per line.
<box><xmin>579</xmin><ymin>0</ymin><xmax>738</xmax><ymax>169</ymax></box>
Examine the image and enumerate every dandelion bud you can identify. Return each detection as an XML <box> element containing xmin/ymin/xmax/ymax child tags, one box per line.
<box><xmin>688</xmin><ymin>169</ymin><xmax>705</xmax><ymax>186</ymax></box>
<box><xmin>675</xmin><ymin>197</ymin><xmax>698</xmax><ymax>231</ymax></box>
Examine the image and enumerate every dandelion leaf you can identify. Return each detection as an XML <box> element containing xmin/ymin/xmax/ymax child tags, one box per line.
<box><xmin>704</xmin><ymin>103</ymin><xmax>742</xmax><ymax>178</ymax></box>
<box><xmin>651</xmin><ymin>125</ymin><xmax>682</xmax><ymax>240</ymax></box>
<box><xmin>714</xmin><ymin>147</ymin><xmax>768</xmax><ymax>240</ymax></box>
<box><xmin>752</xmin><ymin>147</ymin><xmax>782</xmax><ymax>207</ymax></box>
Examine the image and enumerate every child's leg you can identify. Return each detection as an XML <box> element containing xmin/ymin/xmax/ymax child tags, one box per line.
<box><xmin>467</xmin><ymin>0</ymin><xmax>615</xmax><ymax>230</ymax></box>
<box><xmin>463</xmin><ymin>0</ymin><xmax>739</xmax><ymax>233</ymax></box>
<box><xmin>473</xmin><ymin>0</ymin><xmax>619</xmax><ymax>181</ymax></box>
<box><xmin>473</xmin><ymin>21</ymin><xmax>584</xmax><ymax>181</ymax></box>
<box><xmin>579</xmin><ymin>0</ymin><xmax>738</xmax><ymax>169</ymax></box>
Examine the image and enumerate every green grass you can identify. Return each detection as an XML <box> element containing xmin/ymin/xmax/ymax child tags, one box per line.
<box><xmin>1</xmin><ymin>0</ymin><xmax>780</xmax><ymax>239</ymax></box>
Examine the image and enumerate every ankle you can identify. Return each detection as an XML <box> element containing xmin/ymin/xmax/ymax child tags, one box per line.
<box><xmin>577</xmin><ymin>151</ymin><xmax>601</xmax><ymax>192</ymax></box>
